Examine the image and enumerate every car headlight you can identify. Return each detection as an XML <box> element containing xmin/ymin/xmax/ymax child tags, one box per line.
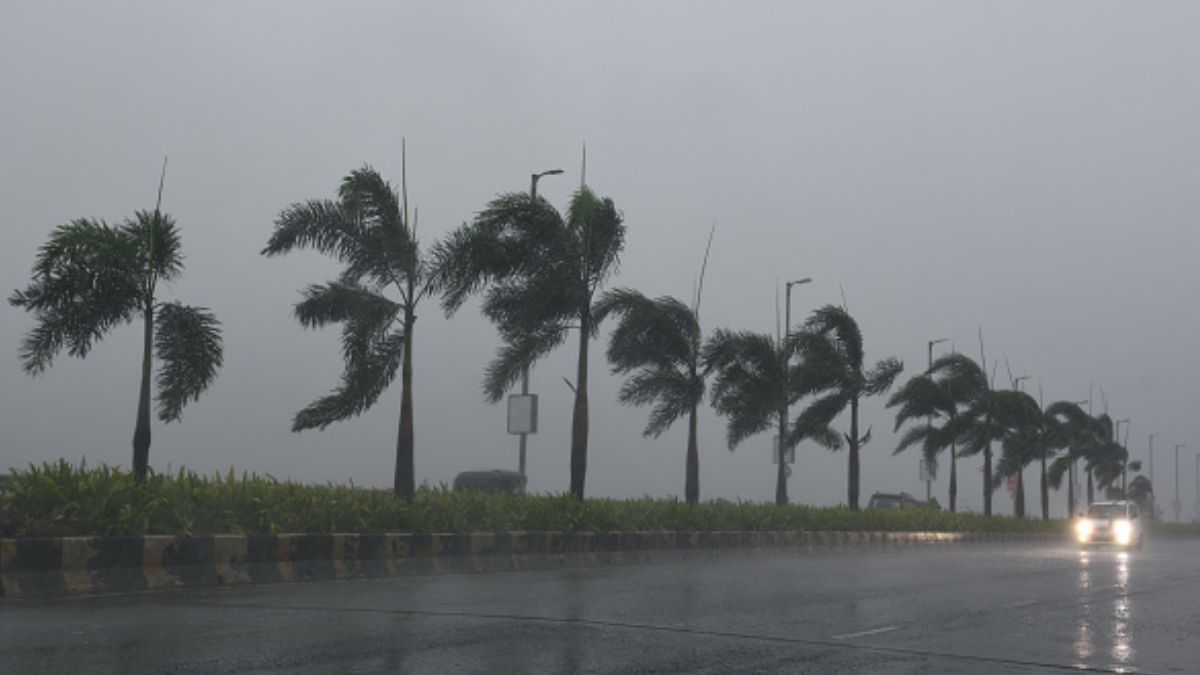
<box><xmin>1113</xmin><ymin>519</ymin><xmax>1132</xmax><ymax>545</ymax></box>
<box><xmin>1075</xmin><ymin>519</ymin><xmax>1094</xmax><ymax>542</ymax></box>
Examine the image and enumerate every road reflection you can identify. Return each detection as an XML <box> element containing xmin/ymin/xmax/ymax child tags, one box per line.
<box><xmin>1074</xmin><ymin>549</ymin><xmax>1135</xmax><ymax>672</ymax></box>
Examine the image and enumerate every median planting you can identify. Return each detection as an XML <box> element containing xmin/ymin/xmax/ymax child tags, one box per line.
<box><xmin>1</xmin><ymin>461</ymin><xmax>1066</xmax><ymax>538</ymax></box>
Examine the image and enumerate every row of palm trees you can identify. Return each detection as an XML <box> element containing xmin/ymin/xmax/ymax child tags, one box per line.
<box><xmin>9</xmin><ymin>161</ymin><xmax>1141</xmax><ymax>516</ymax></box>
<box><xmin>888</xmin><ymin>352</ymin><xmax>1142</xmax><ymax>519</ymax></box>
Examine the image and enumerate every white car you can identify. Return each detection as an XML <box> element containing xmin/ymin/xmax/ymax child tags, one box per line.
<box><xmin>1074</xmin><ymin>500</ymin><xmax>1144</xmax><ymax>548</ymax></box>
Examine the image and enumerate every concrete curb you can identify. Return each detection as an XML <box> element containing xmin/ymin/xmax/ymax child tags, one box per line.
<box><xmin>0</xmin><ymin>530</ymin><xmax>1062</xmax><ymax>598</ymax></box>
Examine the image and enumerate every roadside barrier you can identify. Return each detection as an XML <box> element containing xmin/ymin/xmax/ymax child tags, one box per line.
<box><xmin>0</xmin><ymin>530</ymin><xmax>1062</xmax><ymax>598</ymax></box>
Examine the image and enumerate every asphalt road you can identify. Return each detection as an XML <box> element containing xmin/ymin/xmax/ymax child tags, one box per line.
<box><xmin>3</xmin><ymin>538</ymin><xmax>1199</xmax><ymax>674</ymax></box>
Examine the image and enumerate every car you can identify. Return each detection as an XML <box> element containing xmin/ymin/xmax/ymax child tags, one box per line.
<box><xmin>452</xmin><ymin>469</ymin><xmax>527</xmax><ymax>496</ymax></box>
<box><xmin>1074</xmin><ymin>500</ymin><xmax>1144</xmax><ymax>549</ymax></box>
<box><xmin>867</xmin><ymin>492</ymin><xmax>935</xmax><ymax>510</ymax></box>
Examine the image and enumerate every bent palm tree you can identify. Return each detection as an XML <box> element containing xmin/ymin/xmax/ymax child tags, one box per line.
<box><xmin>792</xmin><ymin>305</ymin><xmax>903</xmax><ymax>510</ymax></box>
<box><xmin>593</xmin><ymin>289</ymin><xmax>707</xmax><ymax>504</ymax></box>
<box><xmin>703</xmin><ymin>330</ymin><xmax>803</xmax><ymax>505</ymax></box>
<box><xmin>10</xmin><ymin>209</ymin><xmax>223</xmax><ymax>482</ymax></box>
<box><xmin>936</xmin><ymin>354</ymin><xmax>1004</xmax><ymax>516</ymax></box>
<box><xmin>990</xmin><ymin>389</ymin><xmax>1047</xmax><ymax>518</ymax></box>
<box><xmin>887</xmin><ymin>356</ymin><xmax>967</xmax><ymax>511</ymax></box>
<box><xmin>263</xmin><ymin>162</ymin><xmax>429</xmax><ymax>499</ymax></box>
<box><xmin>434</xmin><ymin>186</ymin><xmax>625</xmax><ymax>499</ymax></box>
<box><xmin>1046</xmin><ymin>401</ymin><xmax>1098</xmax><ymax>515</ymax></box>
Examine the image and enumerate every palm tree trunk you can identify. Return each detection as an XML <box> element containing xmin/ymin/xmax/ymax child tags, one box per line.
<box><xmin>132</xmin><ymin>303</ymin><xmax>154</xmax><ymax>483</ymax></box>
<box><xmin>1068</xmin><ymin>459</ymin><xmax>1076</xmax><ymax>517</ymax></box>
<box><xmin>983</xmin><ymin>442</ymin><xmax>993</xmax><ymax>517</ymax></box>
<box><xmin>949</xmin><ymin>442</ymin><xmax>958</xmax><ymax>512</ymax></box>
<box><xmin>394</xmin><ymin>309</ymin><xmax>415</xmax><ymax>500</ymax></box>
<box><xmin>569</xmin><ymin>307</ymin><xmax>590</xmax><ymax>500</ymax></box>
<box><xmin>775</xmin><ymin>407</ymin><xmax>788</xmax><ymax>506</ymax></box>
<box><xmin>1086</xmin><ymin>470</ymin><xmax>1094</xmax><ymax>505</ymax></box>
<box><xmin>685</xmin><ymin>403</ymin><xmax>699</xmax><ymax>506</ymax></box>
<box><xmin>1040</xmin><ymin>453</ymin><xmax>1049</xmax><ymax>520</ymax></box>
<box><xmin>848</xmin><ymin>397</ymin><xmax>860</xmax><ymax>510</ymax></box>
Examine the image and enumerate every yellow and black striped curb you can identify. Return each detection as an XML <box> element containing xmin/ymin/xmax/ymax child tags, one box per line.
<box><xmin>0</xmin><ymin>531</ymin><xmax>1061</xmax><ymax>598</ymax></box>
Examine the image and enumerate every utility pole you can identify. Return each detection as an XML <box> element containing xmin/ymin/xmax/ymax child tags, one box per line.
<box><xmin>1115</xmin><ymin>418</ymin><xmax>1130</xmax><ymax>496</ymax></box>
<box><xmin>1175</xmin><ymin>443</ymin><xmax>1188</xmax><ymax>522</ymax></box>
<box><xmin>775</xmin><ymin>277</ymin><xmax>811</xmax><ymax>505</ymax></box>
<box><xmin>516</xmin><ymin>168</ymin><xmax>563</xmax><ymax>479</ymax></box>
<box><xmin>925</xmin><ymin>338</ymin><xmax>947</xmax><ymax>503</ymax></box>
<box><xmin>1148</xmin><ymin>433</ymin><xmax>1157</xmax><ymax>519</ymax></box>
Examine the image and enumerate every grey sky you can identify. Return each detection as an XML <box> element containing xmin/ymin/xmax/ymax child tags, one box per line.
<box><xmin>3</xmin><ymin>1</ymin><xmax>1199</xmax><ymax>515</ymax></box>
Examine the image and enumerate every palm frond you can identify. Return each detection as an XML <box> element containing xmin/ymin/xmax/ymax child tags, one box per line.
<box><xmin>8</xmin><ymin>218</ymin><xmax>144</xmax><ymax>373</ymax></box>
<box><xmin>802</xmin><ymin>304</ymin><xmax>864</xmax><ymax>369</ymax></box>
<box><xmin>154</xmin><ymin>302</ymin><xmax>224</xmax><ymax>422</ymax></box>
<box><xmin>864</xmin><ymin>357</ymin><xmax>904</xmax><ymax>396</ymax></box>
<box><xmin>293</xmin><ymin>331</ymin><xmax>406</xmax><ymax>431</ymax></box>
<box><xmin>122</xmin><ymin>211</ymin><xmax>184</xmax><ymax>282</ymax></box>
<box><xmin>483</xmin><ymin>323</ymin><xmax>571</xmax><ymax>402</ymax></box>
<box><xmin>790</xmin><ymin>392</ymin><xmax>848</xmax><ymax>450</ymax></box>
<box><xmin>595</xmin><ymin>288</ymin><xmax>697</xmax><ymax>373</ymax></box>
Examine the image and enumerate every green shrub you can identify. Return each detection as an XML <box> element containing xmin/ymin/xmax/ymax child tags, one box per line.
<box><xmin>0</xmin><ymin>460</ymin><xmax>1067</xmax><ymax>537</ymax></box>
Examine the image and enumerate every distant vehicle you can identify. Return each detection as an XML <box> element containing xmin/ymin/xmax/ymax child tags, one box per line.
<box><xmin>867</xmin><ymin>492</ymin><xmax>935</xmax><ymax>510</ymax></box>
<box><xmin>1074</xmin><ymin>500</ymin><xmax>1144</xmax><ymax>549</ymax></box>
<box><xmin>452</xmin><ymin>470</ymin><xmax>527</xmax><ymax>496</ymax></box>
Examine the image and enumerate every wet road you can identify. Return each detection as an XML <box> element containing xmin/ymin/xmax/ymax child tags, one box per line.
<box><xmin>2</xmin><ymin>538</ymin><xmax>1198</xmax><ymax>674</ymax></box>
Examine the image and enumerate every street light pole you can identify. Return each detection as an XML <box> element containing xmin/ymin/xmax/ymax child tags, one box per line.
<box><xmin>1115</xmin><ymin>418</ymin><xmax>1130</xmax><ymax>496</ymax></box>
<box><xmin>926</xmin><ymin>338</ymin><xmax>947</xmax><ymax>503</ymax></box>
<box><xmin>775</xmin><ymin>277</ymin><xmax>811</xmax><ymax>505</ymax></box>
<box><xmin>516</xmin><ymin>168</ymin><xmax>563</xmax><ymax>478</ymax></box>
<box><xmin>1175</xmin><ymin>443</ymin><xmax>1187</xmax><ymax>522</ymax></box>
<box><xmin>1067</xmin><ymin>399</ymin><xmax>1089</xmax><ymax>517</ymax></box>
<box><xmin>1148</xmin><ymin>432</ymin><xmax>1158</xmax><ymax>519</ymax></box>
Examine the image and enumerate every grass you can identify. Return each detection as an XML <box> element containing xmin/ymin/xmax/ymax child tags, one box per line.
<box><xmin>0</xmin><ymin>460</ymin><xmax>1075</xmax><ymax>538</ymax></box>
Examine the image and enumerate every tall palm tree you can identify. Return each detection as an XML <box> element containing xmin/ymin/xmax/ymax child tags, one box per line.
<box><xmin>792</xmin><ymin>305</ymin><xmax>903</xmax><ymax>510</ymax></box>
<box><xmin>703</xmin><ymin>330</ymin><xmax>803</xmax><ymax>505</ymax></box>
<box><xmin>1046</xmin><ymin>401</ymin><xmax>1099</xmax><ymax>516</ymax></box>
<box><xmin>887</xmin><ymin>355</ymin><xmax>967</xmax><ymax>511</ymax></box>
<box><xmin>593</xmin><ymin>289</ymin><xmax>707</xmax><ymax>504</ymax></box>
<box><xmin>434</xmin><ymin>186</ymin><xmax>625</xmax><ymax>500</ymax></box>
<box><xmin>936</xmin><ymin>353</ymin><xmax>1005</xmax><ymax>516</ymax></box>
<box><xmin>989</xmin><ymin>389</ymin><xmax>1047</xmax><ymax>518</ymax></box>
<box><xmin>262</xmin><ymin>160</ymin><xmax>429</xmax><ymax>499</ymax></box>
<box><xmin>10</xmin><ymin>206</ymin><xmax>223</xmax><ymax>482</ymax></box>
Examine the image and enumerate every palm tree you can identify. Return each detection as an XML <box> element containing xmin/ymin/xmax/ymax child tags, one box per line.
<box><xmin>10</xmin><ymin>206</ymin><xmax>223</xmax><ymax>482</ymax></box>
<box><xmin>434</xmin><ymin>186</ymin><xmax>625</xmax><ymax>499</ymax></box>
<box><xmin>989</xmin><ymin>389</ymin><xmax>1047</xmax><ymax>518</ymax></box>
<box><xmin>934</xmin><ymin>353</ymin><xmax>1009</xmax><ymax>517</ymax></box>
<box><xmin>593</xmin><ymin>289</ymin><xmax>707</xmax><ymax>504</ymax></box>
<box><xmin>1046</xmin><ymin>402</ymin><xmax>1099</xmax><ymax>516</ymax></box>
<box><xmin>262</xmin><ymin>160</ymin><xmax>429</xmax><ymax>499</ymax></box>
<box><xmin>791</xmin><ymin>305</ymin><xmax>903</xmax><ymax>510</ymax></box>
<box><xmin>887</xmin><ymin>355</ymin><xmax>968</xmax><ymax>511</ymax></box>
<box><xmin>703</xmin><ymin>330</ymin><xmax>803</xmax><ymax>505</ymax></box>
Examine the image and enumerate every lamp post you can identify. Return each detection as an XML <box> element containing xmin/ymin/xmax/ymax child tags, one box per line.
<box><xmin>1013</xmin><ymin>375</ymin><xmax>1030</xmax><ymax>391</ymax></box>
<box><xmin>1175</xmin><ymin>443</ymin><xmax>1187</xmax><ymax>522</ymax></box>
<box><xmin>775</xmin><ymin>277</ymin><xmax>811</xmax><ymax>505</ymax></box>
<box><xmin>514</xmin><ymin>168</ymin><xmax>563</xmax><ymax>478</ymax></box>
<box><xmin>1148</xmin><ymin>433</ymin><xmax>1158</xmax><ymax>519</ymax></box>
<box><xmin>1115</xmin><ymin>418</ymin><xmax>1130</xmax><ymax>496</ymax></box>
<box><xmin>925</xmin><ymin>338</ymin><xmax>948</xmax><ymax>502</ymax></box>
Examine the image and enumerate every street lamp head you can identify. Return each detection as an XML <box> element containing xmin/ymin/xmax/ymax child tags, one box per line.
<box><xmin>929</xmin><ymin>337</ymin><xmax>948</xmax><ymax>346</ymax></box>
<box><xmin>537</xmin><ymin>169</ymin><xmax>564</xmax><ymax>177</ymax></box>
<box><xmin>787</xmin><ymin>278</ymin><xmax>812</xmax><ymax>288</ymax></box>
<box><xmin>1073</xmin><ymin>400</ymin><xmax>1089</xmax><ymax>406</ymax></box>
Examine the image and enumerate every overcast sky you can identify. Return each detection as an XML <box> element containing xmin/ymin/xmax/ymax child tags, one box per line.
<box><xmin>3</xmin><ymin>1</ymin><xmax>1199</xmax><ymax>516</ymax></box>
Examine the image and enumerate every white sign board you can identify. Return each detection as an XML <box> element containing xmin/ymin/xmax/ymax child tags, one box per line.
<box><xmin>507</xmin><ymin>394</ymin><xmax>538</xmax><ymax>435</ymax></box>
